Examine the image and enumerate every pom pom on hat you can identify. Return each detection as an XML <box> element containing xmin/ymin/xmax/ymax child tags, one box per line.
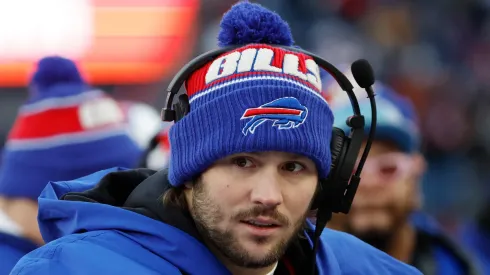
<box><xmin>29</xmin><ymin>56</ymin><xmax>87</xmax><ymax>101</ymax></box>
<box><xmin>218</xmin><ymin>1</ymin><xmax>294</xmax><ymax>47</ymax></box>
<box><xmin>32</xmin><ymin>56</ymin><xmax>84</xmax><ymax>89</ymax></box>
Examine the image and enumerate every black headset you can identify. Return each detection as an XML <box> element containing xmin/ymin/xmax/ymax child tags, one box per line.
<box><xmin>160</xmin><ymin>45</ymin><xmax>377</xmax><ymax>274</ymax></box>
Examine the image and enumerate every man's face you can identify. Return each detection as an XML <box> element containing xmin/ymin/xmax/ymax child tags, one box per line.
<box><xmin>185</xmin><ymin>151</ymin><xmax>318</xmax><ymax>268</ymax></box>
<box><xmin>329</xmin><ymin>140</ymin><xmax>425</xmax><ymax>249</ymax></box>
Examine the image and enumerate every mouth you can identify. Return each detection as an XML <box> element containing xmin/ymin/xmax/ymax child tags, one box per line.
<box><xmin>240</xmin><ymin>218</ymin><xmax>281</xmax><ymax>229</ymax></box>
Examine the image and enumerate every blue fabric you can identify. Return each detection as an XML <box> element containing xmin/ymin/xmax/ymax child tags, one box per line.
<box><xmin>0</xmin><ymin>136</ymin><xmax>141</xmax><ymax>200</ymax></box>
<box><xmin>0</xmin><ymin>232</ymin><xmax>38</xmax><ymax>275</ymax></box>
<box><xmin>459</xmin><ymin>222</ymin><xmax>490</xmax><ymax>274</ymax></box>
<box><xmin>169</xmin><ymin>84</ymin><xmax>334</xmax><ymax>187</ymax></box>
<box><xmin>411</xmin><ymin>212</ymin><xmax>477</xmax><ymax>275</ymax></box>
<box><xmin>433</xmin><ymin>247</ymin><xmax>465</xmax><ymax>275</ymax></box>
<box><xmin>30</xmin><ymin>56</ymin><xmax>84</xmax><ymax>94</ymax></box>
<box><xmin>12</xmin><ymin>168</ymin><xmax>421</xmax><ymax>274</ymax></box>
<box><xmin>330</xmin><ymin>83</ymin><xmax>420</xmax><ymax>153</ymax></box>
<box><xmin>28</xmin><ymin>56</ymin><xmax>87</xmax><ymax>103</ymax></box>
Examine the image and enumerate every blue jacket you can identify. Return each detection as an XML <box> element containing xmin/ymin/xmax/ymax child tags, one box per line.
<box><xmin>411</xmin><ymin>212</ymin><xmax>481</xmax><ymax>275</ymax></box>
<box><xmin>0</xmin><ymin>232</ymin><xmax>37</xmax><ymax>274</ymax></box>
<box><xmin>458</xmin><ymin>221</ymin><xmax>490</xmax><ymax>274</ymax></box>
<box><xmin>12</xmin><ymin>168</ymin><xmax>421</xmax><ymax>275</ymax></box>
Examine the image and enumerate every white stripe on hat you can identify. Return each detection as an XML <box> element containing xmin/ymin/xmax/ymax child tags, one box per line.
<box><xmin>19</xmin><ymin>89</ymin><xmax>103</xmax><ymax>115</ymax></box>
<box><xmin>5</xmin><ymin>125</ymin><xmax>129</xmax><ymax>151</ymax></box>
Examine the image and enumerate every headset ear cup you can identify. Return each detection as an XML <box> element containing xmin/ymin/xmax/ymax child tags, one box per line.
<box><xmin>173</xmin><ymin>94</ymin><xmax>190</xmax><ymax>122</ymax></box>
<box><xmin>329</xmin><ymin>127</ymin><xmax>347</xmax><ymax>174</ymax></box>
<box><xmin>311</xmin><ymin>127</ymin><xmax>347</xmax><ymax>210</ymax></box>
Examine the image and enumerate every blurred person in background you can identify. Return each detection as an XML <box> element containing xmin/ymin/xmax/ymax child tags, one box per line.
<box><xmin>0</xmin><ymin>56</ymin><xmax>142</xmax><ymax>274</ymax></box>
<box><xmin>324</xmin><ymin>80</ymin><xmax>480</xmax><ymax>275</ymax></box>
<box><xmin>459</xmin><ymin>202</ymin><xmax>490</xmax><ymax>274</ymax></box>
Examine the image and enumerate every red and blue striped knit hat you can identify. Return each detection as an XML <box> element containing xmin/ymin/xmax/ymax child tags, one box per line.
<box><xmin>0</xmin><ymin>56</ymin><xmax>142</xmax><ymax>200</ymax></box>
<box><xmin>168</xmin><ymin>1</ymin><xmax>335</xmax><ymax>186</ymax></box>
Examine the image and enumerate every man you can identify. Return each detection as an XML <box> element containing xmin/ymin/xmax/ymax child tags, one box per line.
<box><xmin>11</xmin><ymin>2</ymin><xmax>420</xmax><ymax>274</ymax></box>
<box><xmin>325</xmin><ymin>79</ymin><xmax>480</xmax><ymax>274</ymax></box>
<box><xmin>0</xmin><ymin>56</ymin><xmax>142</xmax><ymax>274</ymax></box>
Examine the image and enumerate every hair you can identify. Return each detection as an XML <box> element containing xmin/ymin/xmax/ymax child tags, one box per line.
<box><xmin>162</xmin><ymin>185</ymin><xmax>188</xmax><ymax>209</ymax></box>
<box><xmin>162</xmin><ymin>176</ymin><xmax>202</xmax><ymax>209</ymax></box>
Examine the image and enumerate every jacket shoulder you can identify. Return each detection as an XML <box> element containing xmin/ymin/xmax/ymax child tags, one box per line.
<box><xmin>0</xmin><ymin>243</ymin><xmax>26</xmax><ymax>275</ymax></box>
<box><xmin>321</xmin><ymin>228</ymin><xmax>422</xmax><ymax>274</ymax></box>
<box><xmin>11</xmin><ymin>231</ymin><xmax>182</xmax><ymax>275</ymax></box>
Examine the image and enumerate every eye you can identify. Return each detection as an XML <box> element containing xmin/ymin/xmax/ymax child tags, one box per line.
<box><xmin>380</xmin><ymin>164</ymin><xmax>398</xmax><ymax>177</ymax></box>
<box><xmin>282</xmin><ymin>162</ymin><xmax>305</xmax><ymax>173</ymax></box>
<box><xmin>233</xmin><ymin>157</ymin><xmax>255</xmax><ymax>168</ymax></box>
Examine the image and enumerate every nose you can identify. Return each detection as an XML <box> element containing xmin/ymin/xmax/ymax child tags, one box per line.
<box><xmin>358</xmin><ymin>171</ymin><xmax>384</xmax><ymax>191</ymax></box>
<box><xmin>250</xmin><ymin>169</ymin><xmax>283</xmax><ymax>208</ymax></box>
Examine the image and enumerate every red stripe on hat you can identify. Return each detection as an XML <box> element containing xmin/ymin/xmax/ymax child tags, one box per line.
<box><xmin>9</xmin><ymin>101</ymin><xmax>123</xmax><ymax>140</ymax></box>
<box><xmin>185</xmin><ymin>44</ymin><xmax>320</xmax><ymax>98</ymax></box>
<box><xmin>271</xmin><ymin>48</ymin><xmax>284</xmax><ymax>69</ymax></box>
<box><xmin>242</xmin><ymin>108</ymin><xmax>301</xmax><ymax>117</ymax></box>
<box><xmin>9</xmin><ymin>106</ymin><xmax>84</xmax><ymax>140</ymax></box>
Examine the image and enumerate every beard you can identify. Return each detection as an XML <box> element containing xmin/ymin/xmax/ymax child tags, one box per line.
<box><xmin>344</xmin><ymin>208</ymin><xmax>409</xmax><ymax>252</ymax></box>
<box><xmin>190</xmin><ymin>179</ymin><xmax>308</xmax><ymax>269</ymax></box>
<box><xmin>347</xmin><ymin>226</ymin><xmax>394</xmax><ymax>251</ymax></box>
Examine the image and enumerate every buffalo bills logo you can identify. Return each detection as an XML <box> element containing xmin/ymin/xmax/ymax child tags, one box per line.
<box><xmin>241</xmin><ymin>97</ymin><xmax>308</xmax><ymax>135</ymax></box>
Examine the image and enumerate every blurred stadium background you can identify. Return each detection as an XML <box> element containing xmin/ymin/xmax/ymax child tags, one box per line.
<box><xmin>0</xmin><ymin>0</ymin><xmax>489</xmax><ymax>232</ymax></box>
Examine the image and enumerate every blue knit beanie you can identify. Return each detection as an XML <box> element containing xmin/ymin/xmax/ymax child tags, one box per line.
<box><xmin>168</xmin><ymin>2</ymin><xmax>335</xmax><ymax>186</ymax></box>
<box><xmin>0</xmin><ymin>56</ymin><xmax>143</xmax><ymax>200</ymax></box>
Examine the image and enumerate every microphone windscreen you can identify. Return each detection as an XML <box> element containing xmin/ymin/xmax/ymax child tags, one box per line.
<box><xmin>351</xmin><ymin>59</ymin><xmax>375</xmax><ymax>88</ymax></box>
